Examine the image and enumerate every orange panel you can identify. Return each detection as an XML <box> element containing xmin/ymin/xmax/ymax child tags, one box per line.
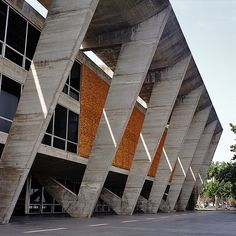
<box><xmin>79</xmin><ymin>65</ymin><xmax>109</xmax><ymax>158</ymax></box>
<box><xmin>112</xmin><ymin>107</ymin><xmax>145</xmax><ymax>170</ymax></box>
<box><xmin>148</xmin><ymin>129</ymin><xmax>168</xmax><ymax>177</ymax></box>
<box><xmin>169</xmin><ymin>160</ymin><xmax>177</xmax><ymax>183</ymax></box>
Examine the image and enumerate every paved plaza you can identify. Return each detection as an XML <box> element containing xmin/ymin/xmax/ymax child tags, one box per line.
<box><xmin>0</xmin><ymin>211</ymin><xmax>235</xmax><ymax>236</ymax></box>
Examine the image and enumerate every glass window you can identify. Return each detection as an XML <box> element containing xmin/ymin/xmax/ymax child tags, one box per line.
<box><xmin>68</xmin><ymin>110</ymin><xmax>78</xmax><ymax>143</ymax></box>
<box><xmin>26</xmin><ymin>24</ymin><xmax>40</xmax><ymax>59</ymax></box>
<box><xmin>0</xmin><ymin>2</ymin><xmax>41</xmax><ymax>69</ymax></box>
<box><xmin>0</xmin><ymin>1</ymin><xmax>7</xmax><ymax>41</ymax></box>
<box><xmin>63</xmin><ymin>61</ymin><xmax>81</xmax><ymax>101</ymax></box>
<box><xmin>53</xmin><ymin>137</ymin><xmax>65</xmax><ymax>150</ymax></box>
<box><xmin>54</xmin><ymin>105</ymin><xmax>67</xmax><ymax>139</ymax></box>
<box><xmin>42</xmin><ymin>105</ymin><xmax>79</xmax><ymax>154</ymax></box>
<box><xmin>5</xmin><ymin>47</ymin><xmax>23</xmax><ymax>67</ymax></box>
<box><xmin>6</xmin><ymin>8</ymin><xmax>27</xmax><ymax>54</ymax></box>
<box><xmin>0</xmin><ymin>42</ymin><xmax>3</xmax><ymax>55</ymax></box>
<box><xmin>70</xmin><ymin>62</ymin><xmax>81</xmax><ymax>91</ymax></box>
<box><xmin>0</xmin><ymin>75</ymin><xmax>21</xmax><ymax>133</ymax></box>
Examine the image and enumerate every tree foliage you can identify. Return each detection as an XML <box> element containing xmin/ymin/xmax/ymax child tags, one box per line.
<box><xmin>201</xmin><ymin>162</ymin><xmax>236</xmax><ymax>205</ymax></box>
<box><xmin>230</xmin><ymin>123</ymin><xmax>236</xmax><ymax>160</ymax></box>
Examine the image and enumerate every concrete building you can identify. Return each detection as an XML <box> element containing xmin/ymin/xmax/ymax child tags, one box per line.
<box><xmin>0</xmin><ymin>0</ymin><xmax>222</xmax><ymax>224</ymax></box>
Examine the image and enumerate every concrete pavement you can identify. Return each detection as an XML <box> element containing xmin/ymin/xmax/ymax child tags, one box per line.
<box><xmin>1</xmin><ymin>211</ymin><xmax>235</xmax><ymax>235</ymax></box>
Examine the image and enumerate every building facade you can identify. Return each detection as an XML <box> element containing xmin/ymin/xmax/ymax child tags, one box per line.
<box><xmin>0</xmin><ymin>0</ymin><xmax>222</xmax><ymax>224</ymax></box>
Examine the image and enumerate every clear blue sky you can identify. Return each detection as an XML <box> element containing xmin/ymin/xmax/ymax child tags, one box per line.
<box><xmin>27</xmin><ymin>0</ymin><xmax>236</xmax><ymax>162</ymax></box>
<box><xmin>170</xmin><ymin>0</ymin><xmax>236</xmax><ymax>162</ymax></box>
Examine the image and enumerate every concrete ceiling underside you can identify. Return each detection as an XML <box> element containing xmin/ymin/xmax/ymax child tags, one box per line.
<box><xmin>36</xmin><ymin>0</ymin><xmax>221</xmax><ymax>130</ymax></box>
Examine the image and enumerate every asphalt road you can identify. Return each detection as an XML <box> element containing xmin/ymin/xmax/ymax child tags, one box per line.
<box><xmin>1</xmin><ymin>211</ymin><xmax>236</xmax><ymax>235</ymax></box>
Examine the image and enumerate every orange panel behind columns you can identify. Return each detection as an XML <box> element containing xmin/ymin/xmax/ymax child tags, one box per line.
<box><xmin>169</xmin><ymin>159</ymin><xmax>177</xmax><ymax>183</ymax></box>
<box><xmin>113</xmin><ymin>107</ymin><xmax>145</xmax><ymax>170</ymax></box>
<box><xmin>79</xmin><ymin>65</ymin><xmax>109</xmax><ymax>158</ymax></box>
<box><xmin>148</xmin><ymin>129</ymin><xmax>168</xmax><ymax>177</ymax></box>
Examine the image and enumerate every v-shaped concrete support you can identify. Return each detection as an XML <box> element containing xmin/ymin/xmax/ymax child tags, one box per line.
<box><xmin>166</xmin><ymin>106</ymin><xmax>212</xmax><ymax>211</ymax></box>
<box><xmin>66</xmin><ymin>6</ymin><xmax>172</xmax><ymax>218</ymax></box>
<box><xmin>0</xmin><ymin>0</ymin><xmax>99</xmax><ymax>224</ymax></box>
<box><xmin>99</xmin><ymin>56</ymin><xmax>191</xmax><ymax>215</ymax></box>
<box><xmin>145</xmin><ymin>85</ymin><xmax>204</xmax><ymax>214</ymax></box>
<box><xmin>176</xmin><ymin>122</ymin><xmax>220</xmax><ymax>211</ymax></box>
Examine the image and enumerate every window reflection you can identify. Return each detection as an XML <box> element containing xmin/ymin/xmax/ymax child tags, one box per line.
<box><xmin>42</xmin><ymin>105</ymin><xmax>79</xmax><ymax>154</ymax></box>
<box><xmin>0</xmin><ymin>74</ymin><xmax>22</xmax><ymax>133</ymax></box>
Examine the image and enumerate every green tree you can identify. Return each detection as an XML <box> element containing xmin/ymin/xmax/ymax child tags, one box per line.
<box><xmin>230</xmin><ymin>123</ymin><xmax>236</xmax><ymax>160</ymax></box>
<box><xmin>201</xmin><ymin>162</ymin><xmax>236</xmax><ymax>206</ymax></box>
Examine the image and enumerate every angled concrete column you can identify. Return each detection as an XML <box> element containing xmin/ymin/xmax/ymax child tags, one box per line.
<box><xmin>100</xmin><ymin>188</ymin><xmax>122</xmax><ymax>213</ymax></box>
<box><xmin>196</xmin><ymin>131</ymin><xmax>222</xmax><ymax>191</ymax></box>
<box><xmin>166</xmin><ymin>106</ymin><xmax>212</xmax><ymax>211</ymax></box>
<box><xmin>68</xmin><ymin>7</ymin><xmax>172</xmax><ymax>218</ymax></box>
<box><xmin>146</xmin><ymin>85</ymin><xmax>203</xmax><ymax>214</ymax></box>
<box><xmin>0</xmin><ymin>0</ymin><xmax>99</xmax><ymax>224</ymax></box>
<box><xmin>35</xmin><ymin>175</ymin><xmax>78</xmax><ymax>211</ymax></box>
<box><xmin>119</xmin><ymin>56</ymin><xmax>191</xmax><ymax>215</ymax></box>
<box><xmin>176</xmin><ymin>121</ymin><xmax>219</xmax><ymax>211</ymax></box>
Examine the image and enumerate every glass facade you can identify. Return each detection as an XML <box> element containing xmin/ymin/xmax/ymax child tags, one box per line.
<box><xmin>24</xmin><ymin>176</ymin><xmax>112</xmax><ymax>215</ymax></box>
<box><xmin>0</xmin><ymin>0</ymin><xmax>40</xmax><ymax>70</ymax></box>
<box><xmin>0</xmin><ymin>74</ymin><xmax>22</xmax><ymax>133</ymax></box>
<box><xmin>42</xmin><ymin>105</ymin><xmax>79</xmax><ymax>154</ymax></box>
<box><xmin>26</xmin><ymin>176</ymin><xmax>81</xmax><ymax>214</ymax></box>
<box><xmin>63</xmin><ymin>61</ymin><xmax>81</xmax><ymax>101</ymax></box>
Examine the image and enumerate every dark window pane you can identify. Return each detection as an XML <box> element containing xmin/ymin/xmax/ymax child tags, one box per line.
<box><xmin>1</xmin><ymin>75</ymin><xmax>21</xmax><ymax>96</ymax></box>
<box><xmin>70</xmin><ymin>61</ymin><xmax>80</xmax><ymax>91</ymax></box>
<box><xmin>0</xmin><ymin>118</ymin><xmax>11</xmax><ymax>133</ymax></box>
<box><xmin>42</xmin><ymin>205</ymin><xmax>52</xmax><ymax>213</ymax></box>
<box><xmin>53</xmin><ymin>137</ymin><xmax>65</xmax><ymax>150</ymax></box>
<box><xmin>54</xmin><ymin>205</ymin><xmax>63</xmax><ymax>213</ymax></box>
<box><xmin>68</xmin><ymin>111</ymin><xmax>78</xmax><ymax>142</ymax></box>
<box><xmin>54</xmin><ymin>105</ymin><xmax>67</xmax><ymax>139</ymax></box>
<box><xmin>0</xmin><ymin>76</ymin><xmax>21</xmax><ymax>120</ymax></box>
<box><xmin>26</xmin><ymin>24</ymin><xmax>40</xmax><ymax>59</ymax></box>
<box><xmin>30</xmin><ymin>180</ymin><xmax>42</xmax><ymax>204</ymax></box>
<box><xmin>63</xmin><ymin>84</ymin><xmax>68</xmax><ymax>94</ymax></box>
<box><xmin>0</xmin><ymin>42</ymin><xmax>3</xmax><ymax>55</ymax></box>
<box><xmin>7</xmin><ymin>8</ymin><xmax>26</xmax><ymax>54</ymax></box>
<box><xmin>43</xmin><ymin>190</ymin><xmax>53</xmax><ymax>204</ymax></box>
<box><xmin>67</xmin><ymin>142</ymin><xmax>77</xmax><ymax>153</ymax></box>
<box><xmin>46</xmin><ymin>117</ymin><xmax>53</xmax><ymax>134</ymax></box>
<box><xmin>25</xmin><ymin>59</ymin><xmax>31</xmax><ymax>71</ymax></box>
<box><xmin>0</xmin><ymin>143</ymin><xmax>4</xmax><ymax>155</ymax></box>
<box><xmin>42</xmin><ymin>134</ymin><xmax>51</xmax><ymax>146</ymax></box>
<box><xmin>69</xmin><ymin>89</ymin><xmax>79</xmax><ymax>101</ymax></box>
<box><xmin>0</xmin><ymin>1</ymin><xmax>7</xmax><ymax>41</ymax></box>
<box><xmin>5</xmin><ymin>47</ymin><xmax>23</xmax><ymax>67</ymax></box>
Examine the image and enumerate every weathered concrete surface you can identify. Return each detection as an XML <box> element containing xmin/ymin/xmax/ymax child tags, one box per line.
<box><xmin>67</xmin><ymin>7</ymin><xmax>171</xmax><ymax>218</ymax></box>
<box><xmin>35</xmin><ymin>175</ymin><xmax>78</xmax><ymax>211</ymax></box>
<box><xmin>195</xmin><ymin>131</ymin><xmax>223</xmax><ymax>194</ymax></box>
<box><xmin>145</xmin><ymin>85</ymin><xmax>203</xmax><ymax>214</ymax></box>
<box><xmin>166</xmin><ymin>106</ymin><xmax>212</xmax><ymax>211</ymax></box>
<box><xmin>118</xmin><ymin>56</ymin><xmax>191</xmax><ymax>215</ymax></box>
<box><xmin>2</xmin><ymin>211</ymin><xmax>236</xmax><ymax>235</ymax></box>
<box><xmin>176</xmin><ymin>122</ymin><xmax>219</xmax><ymax>211</ymax></box>
<box><xmin>0</xmin><ymin>0</ymin><xmax>99</xmax><ymax>224</ymax></box>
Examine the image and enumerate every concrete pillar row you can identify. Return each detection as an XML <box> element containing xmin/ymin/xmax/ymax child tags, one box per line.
<box><xmin>100</xmin><ymin>56</ymin><xmax>191</xmax><ymax>215</ymax></box>
<box><xmin>166</xmin><ymin>106</ymin><xmax>212</xmax><ymax>211</ymax></box>
<box><xmin>0</xmin><ymin>0</ymin><xmax>100</xmax><ymax>224</ymax></box>
<box><xmin>176</xmin><ymin>122</ymin><xmax>220</xmax><ymax>211</ymax></box>
<box><xmin>145</xmin><ymin>85</ymin><xmax>204</xmax><ymax>214</ymax></box>
<box><xmin>68</xmin><ymin>6</ymin><xmax>172</xmax><ymax>218</ymax></box>
<box><xmin>195</xmin><ymin>131</ymin><xmax>223</xmax><ymax>196</ymax></box>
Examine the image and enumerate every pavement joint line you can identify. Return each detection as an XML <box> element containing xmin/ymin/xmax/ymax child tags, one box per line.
<box><xmin>88</xmin><ymin>223</ymin><xmax>109</xmax><ymax>227</ymax></box>
<box><xmin>23</xmin><ymin>227</ymin><xmax>67</xmax><ymax>234</ymax></box>
<box><xmin>160</xmin><ymin>216</ymin><xmax>169</xmax><ymax>219</ymax></box>
<box><xmin>121</xmin><ymin>220</ymin><xmax>139</xmax><ymax>223</ymax></box>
